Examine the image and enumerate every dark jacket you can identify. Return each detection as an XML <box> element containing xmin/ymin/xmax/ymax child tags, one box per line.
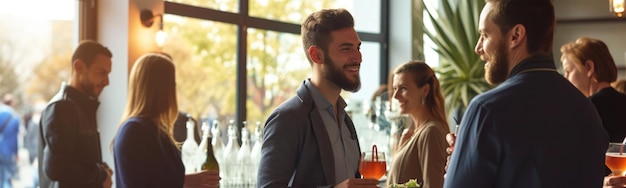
<box><xmin>38</xmin><ymin>85</ymin><xmax>107</xmax><ymax>188</ymax></box>
<box><xmin>589</xmin><ymin>87</ymin><xmax>626</xmax><ymax>143</ymax></box>
<box><xmin>445</xmin><ymin>55</ymin><xmax>608</xmax><ymax>188</ymax></box>
<box><xmin>257</xmin><ymin>80</ymin><xmax>361</xmax><ymax>187</ymax></box>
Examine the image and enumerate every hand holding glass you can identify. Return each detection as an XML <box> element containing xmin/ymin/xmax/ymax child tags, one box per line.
<box><xmin>359</xmin><ymin>151</ymin><xmax>386</xmax><ymax>180</ymax></box>
<box><xmin>606</xmin><ymin>143</ymin><xmax>626</xmax><ymax>176</ymax></box>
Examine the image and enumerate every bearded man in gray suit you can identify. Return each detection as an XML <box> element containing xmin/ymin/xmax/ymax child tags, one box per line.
<box><xmin>257</xmin><ymin>8</ymin><xmax>379</xmax><ymax>188</ymax></box>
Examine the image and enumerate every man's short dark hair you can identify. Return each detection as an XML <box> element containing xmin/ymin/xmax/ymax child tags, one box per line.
<box><xmin>301</xmin><ymin>9</ymin><xmax>355</xmax><ymax>64</ymax></box>
<box><xmin>71</xmin><ymin>40</ymin><xmax>113</xmax><ymax>67</ymax></box>
<box><xmin>486</xmin><ymin>0</ymin><xmax>555</xmax><ymax>55</ymax></box>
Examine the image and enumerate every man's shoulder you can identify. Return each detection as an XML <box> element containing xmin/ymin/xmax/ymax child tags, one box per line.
<box><xmin>0</xmin><ymin>104</ymin><xmax>15</xmax><ymax>115</ymax></box>
<box><xmin>40</xmin><ymin>99</ymin><xmax>81</xmax><ymax>121</ymax></box>
<box><xmin>44</xmin><ymin>99</ymin><xmax>78</xmax><ymax>111</ymax></box>
<box><xmin>0</xmin><ymin>105</ymin><xmax>19</xmax><ymax>124</ymax></box>
<box><xmin>273</xmin><ymin>94</ymin><xmax>310</xmax><ymax>113</ymax></box>
<box><xmin>469</xmin><ymin>87</ymin><xmax>511</xmax><ymax>109</ymax></box>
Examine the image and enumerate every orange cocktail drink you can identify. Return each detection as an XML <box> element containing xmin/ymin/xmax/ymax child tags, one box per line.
<box><xmin>607</xmin><ymin>143</ymin><xmax>626</xmax><ymax>176</ymax></box>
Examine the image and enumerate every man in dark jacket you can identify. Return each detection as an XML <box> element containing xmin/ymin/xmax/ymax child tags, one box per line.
<box><xmin>39</xmin><ymin>40</ymin><xmax>113</xmax><ymax>188</ymax></box>
<box><xmin>444</xmin><ymin>0</ymin><xmax>608</xmax><ymax>188</ymax></box>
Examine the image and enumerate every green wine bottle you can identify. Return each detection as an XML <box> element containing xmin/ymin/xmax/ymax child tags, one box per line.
<box><xmin>201</xmin><ymin>134</ymin><xmax>219</xmax><ymax>170</ymax></box>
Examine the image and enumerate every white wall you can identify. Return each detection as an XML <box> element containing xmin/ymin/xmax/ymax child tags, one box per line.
<box><xmin>97</xmin><ymin>0</ymin><xmax>163</xmax><ymax>175</ymax></box>
<box><xmin>388</xmin><ymin>0</ymin><xmax>416</xmax><ymax>71</ymax></box>
<box><xmin>553</xmin><ymin>0</ymin><xmax>626</xmax><ymax>79</ymax></box>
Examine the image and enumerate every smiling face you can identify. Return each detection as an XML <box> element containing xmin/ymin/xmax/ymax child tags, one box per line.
<box><xmin>78</xmin><ymin>54</ymin><xmax>112</xmax><ymax>98</ymax></box>
<box><xmin>322</xmin><ymin>27</ymin><xmax>362</xmax><ymax>92</ymax></box>
<box><xmin>561</xmin><ymin>55</ymin><xmax>591</xmax><ymax>96</ymax></box>
<box><xmin>392</xmin><ymin>72</ymin><xmax>429</xmax><ymax>116</ymax></box>
<box><xmin>475</xmin><ymin>3</ymin><xmax>510</xmax><ymax>85</ymax></box>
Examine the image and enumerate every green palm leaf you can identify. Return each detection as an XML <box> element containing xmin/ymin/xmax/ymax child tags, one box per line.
<box><xmin>423</xmin><ymin>0</ymin><xmax>493</xmax><ymax>119</ymax></box>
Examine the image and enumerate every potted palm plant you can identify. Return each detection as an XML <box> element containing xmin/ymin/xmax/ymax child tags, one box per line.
<box><xmin>422</xmin><ymin>0</ymin><xmax>492</xmax><ymax>123</ymax></box>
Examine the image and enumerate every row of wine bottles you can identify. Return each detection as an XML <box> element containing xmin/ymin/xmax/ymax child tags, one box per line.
<box><xmin>181</xmin><ymin>116</ymin><xmax>263</xmax><ymax>187</ymax></box>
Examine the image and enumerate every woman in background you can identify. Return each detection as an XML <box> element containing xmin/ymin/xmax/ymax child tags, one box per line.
<box><xmin>560</xmin><ymin>37</ymin><xmax>626</xmax><ymax>143</ymax></box>
<box><xmin>386</xmin><ymin>61</ymin><xmax>449</xmax><ymax>188</ymax></box>
<box><xmin>113</xmin><ymin>53</ymin><xmax>219</xmax><ymax>188</ymax></box>
<box><xmin>560</xmin><ymin>37</ymin><xmax>626</xmax><ymax>188</ymax></box>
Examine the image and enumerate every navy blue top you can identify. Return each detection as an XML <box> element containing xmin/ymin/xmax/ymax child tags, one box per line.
<box><xmin>114</xmin><ymin>117</ymin><xmax>184</xmax><ymax>188</ymax></box>
<box><xmin>444</xmin><ymin>55</ymin><xmax>609</xmax><ymax>188</ymax></box>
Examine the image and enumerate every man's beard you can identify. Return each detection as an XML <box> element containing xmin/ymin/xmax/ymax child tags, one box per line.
<box><xmin>79</xmin><ymin>75</ymin><xmax>98</xmax><ymax>98</ymax></box>
<box><xmin>323</xmin><ymin>55</ymin><xmax>361</xmax><ymax>92</ymax></box>
<box><xmin>485</xmin><ymin>41</ymin><xmax>510</xmax><ymax>85</ymax></box>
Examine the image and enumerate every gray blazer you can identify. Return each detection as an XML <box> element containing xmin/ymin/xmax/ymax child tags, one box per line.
<box><xmin>257</xmin><ymin>80</ymin><xmax>361</xmax><ymax>187</ymax></box>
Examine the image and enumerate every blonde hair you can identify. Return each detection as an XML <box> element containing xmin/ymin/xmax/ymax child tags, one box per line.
<box><xmin>114</xmin><ymin>53</ymin><xmax>179</xmax><ymax>147</ymax></box>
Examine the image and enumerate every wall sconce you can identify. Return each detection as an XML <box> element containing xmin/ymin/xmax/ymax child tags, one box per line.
<box><xmin>140</xmin><ymin>9</ymin><xmax>167</xmax><ymax>47</ymax></box>
<box><xmin>610</xmin><ymin>0</ymin><xmax>625</xmax><ymax>18</ymax></box>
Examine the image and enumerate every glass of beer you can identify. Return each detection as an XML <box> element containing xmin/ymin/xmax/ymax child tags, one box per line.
<box><xmin>359</xmin><ymin>150</ymin><xmax>386</xmax><ymax>180</ymax></box>
<box><xmin>606</xmin><ymin>143</ymin><xmax>626</xmax><ymax>176</ymax></box>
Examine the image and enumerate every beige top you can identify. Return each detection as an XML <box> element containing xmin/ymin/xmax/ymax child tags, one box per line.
<box><xmin>386</xmin><ymin>120</ymin><xmax>448</xmax><ymax>188</ymax></box>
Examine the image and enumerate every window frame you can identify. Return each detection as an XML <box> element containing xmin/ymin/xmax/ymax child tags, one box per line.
<box><xmin>164</xmin><ymin>0</ymin><xmax>389</xmax><ymax>132</ymax></box>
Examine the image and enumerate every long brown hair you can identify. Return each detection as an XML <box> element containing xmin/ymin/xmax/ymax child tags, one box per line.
<box><xmin>394</xmin><ymin>61</ymin><xmax>449</xmax><ymax>132</ymax></box>
<box><xmin>113</xmin><ymin>53</ymin><xmax>179</xmax><ymax>147</ymax></box>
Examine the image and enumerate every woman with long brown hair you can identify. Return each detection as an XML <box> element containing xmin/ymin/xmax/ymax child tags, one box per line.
<box><xmin>386</xmin><ymin>61</ymin><xmax>449</xmax><ymax>188</ymax></box>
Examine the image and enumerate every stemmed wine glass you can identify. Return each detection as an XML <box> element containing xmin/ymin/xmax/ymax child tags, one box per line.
<box><xmin>606</xmin><ymin>142</ymin><xmax>626</xmax><ymax>176</ymax></box>
<box><xmin>359</xmin><ymin>145</ymin><xmax>386</xmax><ymax>180</ymax></box>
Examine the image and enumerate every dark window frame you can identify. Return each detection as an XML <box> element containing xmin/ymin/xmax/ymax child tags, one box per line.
<box><xmin>164</xmin><ymin>0</ymin><xmax>389</xmax><ymax>131</ymax></box>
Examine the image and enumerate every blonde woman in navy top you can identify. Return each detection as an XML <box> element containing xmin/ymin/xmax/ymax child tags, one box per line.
<box><xmin>113</xmin><ymin>53</ymin><xmax>219</xmax><ymax>188</ymax></box>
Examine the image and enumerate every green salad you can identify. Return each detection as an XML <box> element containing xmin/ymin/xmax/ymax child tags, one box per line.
<box><xmin>389</xmin><ymin>179</ymin><xmax>420</xmax><ymax>188</ymax></box>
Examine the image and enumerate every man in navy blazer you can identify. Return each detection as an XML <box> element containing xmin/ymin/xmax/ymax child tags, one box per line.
<box><xmin>257</xmin><ymin>8</ymin><xmax>379</xmax><ymax>188</ymax></box>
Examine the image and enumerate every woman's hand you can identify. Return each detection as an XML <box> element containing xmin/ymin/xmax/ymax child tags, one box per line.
<box><xmin>445</xmin><ymin>133</ymin><xmax>456</xmax><ymax>172</ymax></box>
<box><xmin>184</xmin><ymin>170</ymin><xmax>220</xmax><ymax>188</ymax></box>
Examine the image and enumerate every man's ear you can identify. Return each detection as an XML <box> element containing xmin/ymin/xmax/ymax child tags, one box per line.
<box><xmin>308</xmin><ymin>45</ymin><xmax>324</xmax><ymax>64</ymax></box>
<box><xmin>509</xmin><ymin>24</ymin><xmax>526</xmax><ymax>49</ymax></box>
<box><xmin>73</xmin><ymin>60</ymin><xmax>86</xmax><ymax>73</ymax></box>
<box><xmin>585</xmin><ymin>60</ymin><xmax>596</xmax><ymax>79</ymax></box>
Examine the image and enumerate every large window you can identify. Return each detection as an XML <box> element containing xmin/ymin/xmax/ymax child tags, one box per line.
<box><xmin>245</xmin><ymin>28</ymin><xmax>308</xmax><ymax>124</ymax></box>
<box><xmin>0</xmin><ymin>0</ymin><xmax>76</xmax><ymax>187</ymax></box>
<box><xmin>166</xmin><ymin>0</ymin><xmax>239</xmax><ymax>13</ymax></box>
<box><xmin>163</xmin><ymin>0</ymin><xmax>388</xmax><ymax>145</ymax></box>
<box><xmin>162</xmin><ymin>15</ymin><xmax>238</xmax><ymax>124</ymax></box>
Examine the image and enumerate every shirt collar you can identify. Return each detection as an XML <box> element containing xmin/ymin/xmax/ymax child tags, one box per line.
<box><xmin>64</xmin><ymin>85</ymin><xmax>100</xmax><ymax>110</ymax></box>
<box><xmin>304</xmin><ymin>79</ymin><xmax>347</xmax><ymax>112</ymax></box>
<box><xmin>508</xmin><ymin>54</ymin><xmax>556</xmax><ymax>78</ymax></box>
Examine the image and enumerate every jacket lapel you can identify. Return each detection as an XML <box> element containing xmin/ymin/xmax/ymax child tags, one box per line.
<box><xmin>309</xmin><ymin>109</ymin><xmax>335</xmax><ymax>184</ymax></box>
<box><xmin>295</xmin><ymin>81</ymin><xmax>336</xmax><ymax>184</ymax></box>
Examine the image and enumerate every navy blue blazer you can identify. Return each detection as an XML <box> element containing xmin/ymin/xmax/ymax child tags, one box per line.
<box><xmin>445</xmin><ymin>55</ymin><xmax>609</xmax><ymax>188</ymax></box>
